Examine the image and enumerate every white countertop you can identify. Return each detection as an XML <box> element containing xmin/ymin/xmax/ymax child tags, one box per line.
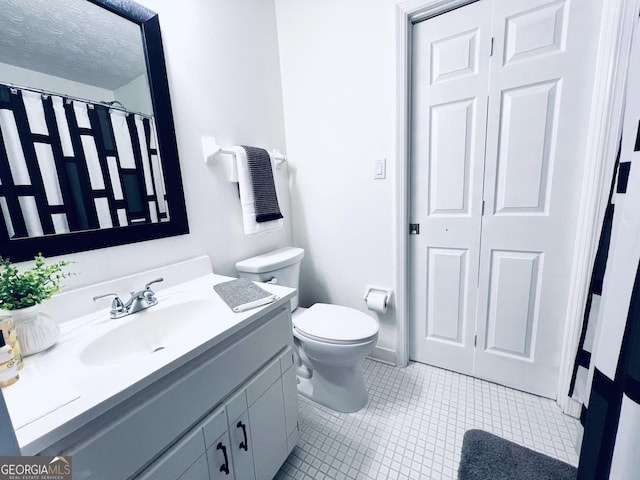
<box><xmin>2</xmin><ymin>273</ymin><xmax>295</xmax><ymax>455</ymax></box>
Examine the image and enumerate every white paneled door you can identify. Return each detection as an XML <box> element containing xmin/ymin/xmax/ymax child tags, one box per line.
<box><xmin>409</xmin><ymin>0</ymin><xmax>601</xmax><ymax>398</ymax></box>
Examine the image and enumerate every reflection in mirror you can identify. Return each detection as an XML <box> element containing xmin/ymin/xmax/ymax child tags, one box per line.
<box><xmin>0</xmin><ymin>0</ymin><xmax>188</xmax><ymax>262</ymax></box>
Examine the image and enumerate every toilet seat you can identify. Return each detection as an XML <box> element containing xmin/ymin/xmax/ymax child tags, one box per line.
<box><xmin>293</xmin><ymin>303</ymin><xmax>379</xmax><ymax>345</ymax></box>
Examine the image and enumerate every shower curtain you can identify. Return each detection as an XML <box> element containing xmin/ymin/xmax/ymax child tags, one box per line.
<box><xmin>0</xmin><ymin>84</ymin><xmax>167</xmax><ymax>240</ymax></box>
<box><xmin>571</xmin><ymin>23</ymin><xmax>640</xmax><ymax>479</ymax></box>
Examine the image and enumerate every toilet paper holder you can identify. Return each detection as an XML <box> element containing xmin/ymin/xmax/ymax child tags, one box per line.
<box><xmin>363</xmin><ymin>286</ymin><xmax>393</xmax><ymax>312</ymax></box>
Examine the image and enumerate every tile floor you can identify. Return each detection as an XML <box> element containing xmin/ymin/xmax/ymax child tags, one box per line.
<box><xmin>275</xmin><ymin>359</ymin><xmax>580</xmax><ymax>480</ymax></box>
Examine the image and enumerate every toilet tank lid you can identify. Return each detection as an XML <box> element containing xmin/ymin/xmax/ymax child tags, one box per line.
<box><xmin>235</xmin><ymin>247</ymin><xmax>305</xmax><ymax>274</ymax></box>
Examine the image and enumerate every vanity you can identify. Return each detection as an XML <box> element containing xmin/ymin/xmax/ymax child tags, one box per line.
<box><xmin>3</xmin><ymin>256</ymin><xmax>298</xmax><ymax>480</ymax></box>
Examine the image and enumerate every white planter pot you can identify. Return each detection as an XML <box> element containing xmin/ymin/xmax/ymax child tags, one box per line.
<box><xmin>4</xmin><ymin>306</ymin><xmax>60</xmax><ymax>356</ymax></box>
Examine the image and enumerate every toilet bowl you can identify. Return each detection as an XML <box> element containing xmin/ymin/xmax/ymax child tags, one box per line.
<box><xmin>292</xmin><ymin>303</ymin><xmax>378</xmax><ymax>412</ymax></box>
<box><xmin>236</xmin><ymin>247</ymin><xmax>379</xmax><ymax>413</ymax></box>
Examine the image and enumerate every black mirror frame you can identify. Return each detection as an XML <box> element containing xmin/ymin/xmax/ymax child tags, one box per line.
<box><xmin>0</xmin><ymin>0</ymin><xmax>189</xmax><ymax>262</ymax></box>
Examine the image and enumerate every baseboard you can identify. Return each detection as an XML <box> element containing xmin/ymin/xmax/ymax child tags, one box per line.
<box><xmin>558</xmin><ymin>396</ymin><xmax>582</xmax><ymax>419</ymax></box>
<box><xmin>368</xmin><ymin>346</ymin><xmax>397</xmax><ymax>366</ymax></box>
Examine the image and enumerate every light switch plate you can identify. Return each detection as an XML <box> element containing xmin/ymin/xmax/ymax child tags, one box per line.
<box><xmin>374</xmin><ymin>158</ymin><xmax>386</xmax><ymax>179</ymax></box>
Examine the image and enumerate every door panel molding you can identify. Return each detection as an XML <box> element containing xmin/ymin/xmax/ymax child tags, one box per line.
<box><xmin>484</xmin><ymin>249</ymin><xmax>542</xmax><ymax>358</ymax></box>
<box><xmin>431</xmin><ymin>28</ymin><xmax>481</xmax><ymax>83</ymax></box>
<box><xmin>427</xmin><ymin>247</ymin><xmax>469</xmax><ymax>343</ymax></box>
<box><xmin>503</xmin><ymin>0</ymin><xmax>568</xmax><ymax>66</ymax></box>
<box><xmin>429</xmin><ymin>98</ymin><xmax>476</xmax><ymax>215</ymax></box>
<box><xmin>494</xmin><ymin>80</ymin><xmax>559</xmax><ymax>214</ymax></box>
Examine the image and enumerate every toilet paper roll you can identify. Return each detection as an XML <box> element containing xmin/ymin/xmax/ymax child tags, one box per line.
<box><xmin>366</xmin><ymin>290</ymin><xmax>388</xmax><ymax>314</ymax></box>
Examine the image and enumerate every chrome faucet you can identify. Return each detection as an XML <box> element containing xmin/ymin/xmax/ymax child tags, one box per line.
<box><xmin>93</xmin><ymin>278</ymin><xmax>164</xmax><ymax>319</ymax></box>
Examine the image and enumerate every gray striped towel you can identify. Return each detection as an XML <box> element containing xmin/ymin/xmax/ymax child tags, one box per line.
<box><xmin>214</xmin><ymin>278</ymin><xmax>278</xmax><ymax>312</ymax></box>
<box><xmin>242</xmin><ymin>146</ymin><xmax>284</xmax><ymax>223</ymax></box>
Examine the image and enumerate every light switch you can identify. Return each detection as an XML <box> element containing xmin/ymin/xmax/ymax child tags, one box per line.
<box><xmin>374</xmin><ymin>158</ymin><xmax>386</xmax><ymax>179</ymax></box>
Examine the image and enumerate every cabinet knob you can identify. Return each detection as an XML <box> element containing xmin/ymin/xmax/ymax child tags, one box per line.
<box><xmin>217</xmin><ymin>442</ymin><xmax>230</xmax><ymax>475</ymax></box>
<box><xmin>237</xmin><ymin>420</ymin><xmax>249</xmax><ymax>451</ymax></box>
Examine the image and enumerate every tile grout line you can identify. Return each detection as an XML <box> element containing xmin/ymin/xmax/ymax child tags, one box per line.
<box><xmin>275</xmin><ymin>359</ymin><xmax>580</xmax><ymax>480</ymax></box>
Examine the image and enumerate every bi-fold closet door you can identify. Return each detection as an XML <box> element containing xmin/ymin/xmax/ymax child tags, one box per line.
<box><xmin>409</xmin><ymin>0</ymin><xmax>601</xmax><ymax>398</ymax></box>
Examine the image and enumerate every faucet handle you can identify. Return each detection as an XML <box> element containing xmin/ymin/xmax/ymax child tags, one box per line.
<box><xmin>139</xmin><ymin>278</ymin><xmax>163</xmax><ymax>306</ymax></box>
<box><xmin>145</xmin><ymin>277</ymin><xmax>164</xmax><ymax>290</ymax></box>
<box><xmin>93</xmin><ymin>293</ymin><xmax>126</xmax><ymax>317</ymax></box>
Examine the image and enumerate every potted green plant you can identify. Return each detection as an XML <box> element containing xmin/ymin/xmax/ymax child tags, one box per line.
<box><xmin>0</xmin><ymin>253</ymin><xmax>73</xmax><ymax>356</ymax></box>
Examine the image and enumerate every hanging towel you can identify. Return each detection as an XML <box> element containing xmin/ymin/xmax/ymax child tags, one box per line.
<box><xmin>242</xmin><ymin>145</ymin><xmax>283</xmax><ymax>222</ymax></box>
<box><xmin>229</xmin><ymin>146</ymin><xmax>284</xmax><ymax>235</ymax></box>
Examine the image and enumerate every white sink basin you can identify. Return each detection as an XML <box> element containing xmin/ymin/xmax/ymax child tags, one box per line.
<box><xmin>80</xmin><ymin>299</ymin><xmax>217</xmax><ymax>366</ymax></box>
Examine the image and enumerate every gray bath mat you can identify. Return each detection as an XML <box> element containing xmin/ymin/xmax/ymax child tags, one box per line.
<box><xmin>213</xmin><ymin>277</ymin><xmax>278</xmax><ymax>312</ymax></box>
<box><xmin>458</xmin><ymin>429</ymin><xmax>577</xmax><ymax>480</ymax></box>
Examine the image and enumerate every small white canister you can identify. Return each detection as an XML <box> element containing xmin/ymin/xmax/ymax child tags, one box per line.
<box><xmin>0</xmin><ymin>331</ymin><xmax>19</xmax><ymax>388</ymax></box>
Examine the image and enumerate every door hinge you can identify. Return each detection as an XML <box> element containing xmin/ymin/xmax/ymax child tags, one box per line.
<box><xmin>490</xmin><ymin>37</ymin><xmax>494</xmax><ymax>57</ymax></box>
<box><xmin>481</xmin><ymin>200</ymin><xmax>485</xmax><ymax>215</ymax></box>
<box><xmin>474</xmin><ymin>334</ymin><xmax>477</xmax><ymax>347</ymax></box>
<box><xmin>410</xmin><ymin>223</ymin><xmax>420</xmax><ymax>235</ymax></box>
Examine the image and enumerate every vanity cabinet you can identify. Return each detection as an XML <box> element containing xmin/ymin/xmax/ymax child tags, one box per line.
<box><xmin>39</xmin><ymin>304</ymin><xmax>298</xmax><ymax>480</ymax></box>
<box><xmin>138</xmin><ymin>347</ymin><xmax>297</xmax><ymax>480</ymax></box>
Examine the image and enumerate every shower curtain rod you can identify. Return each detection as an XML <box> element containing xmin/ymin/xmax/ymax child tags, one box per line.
<box><xmin>1</xmin><ymin>81</ymin><xmax>153</xmax><ymax>119</ymax></box>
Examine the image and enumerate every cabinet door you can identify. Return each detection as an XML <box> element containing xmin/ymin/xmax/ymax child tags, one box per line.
<box><xmin>202</xmin><ymin>406</ymin><xmax>235</xmax><ymax>480</ymax></box>
<box><xmin>228</xmin><ymin>410</ymin><xmax>256</xmax><ymax>480</ymax></box>
<box><xmin>246</xmin><ymin>359</ymin><xmax>288</xmax><ymax>480</ymax></box>
<box><xmin>280</xmin><ymin>350</ymin><xmax>298</xmax><ymax>451</ymax></box>
<box><xmin>206</xmin><ymin>431</ymin><xmax>235</xmax><ymax>480</ymax></box>
<box><xmin>248</xmin><ymin>380</ymin><xmax>287</xmax><ymax>480</ymax></box>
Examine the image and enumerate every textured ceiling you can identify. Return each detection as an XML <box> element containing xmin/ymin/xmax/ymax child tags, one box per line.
<box><xmin>0</xmin><ymin>0</ymin><xmax>147</xmax><ymax>91</ymax></box>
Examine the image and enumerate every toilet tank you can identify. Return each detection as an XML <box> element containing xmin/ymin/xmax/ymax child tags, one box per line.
<box><xmin>235</xmin><ymin>247</ymin><xmax>305</xmax><ymax>310</ymax></box>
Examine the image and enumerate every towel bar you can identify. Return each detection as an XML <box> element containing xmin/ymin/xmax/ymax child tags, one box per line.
<box><xmin>217</xmin><ymin>146</ymin><xmax>287</xmax><ymax>168</ymax></box>
<box><xmin>202</xmin><ymin>136</ymin><xmax>287</xmax><ymax>168</ymax></box>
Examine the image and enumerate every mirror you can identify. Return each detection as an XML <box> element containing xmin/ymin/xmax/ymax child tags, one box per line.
<box><xmin>0</xmin><ymin>0</ymin><xmax>188</xmax><ymax>262</ymax></box>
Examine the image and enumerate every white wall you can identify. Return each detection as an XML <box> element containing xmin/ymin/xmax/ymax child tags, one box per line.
<box><xmin>143</xmin><ymin>0</ymin><xmax>292</xmax><ymax>277</ymax></box>
<box><xmin>0</xmin><ymin>63</ymin><xmax>115</xmax><ymax>102</ymax></box>
<box><xmin>13</xmin><ymin>0</ymin><xmax>292</xmax><ymax>293</ymax></box>
<box><xmin>275</xmin><ymin>0</ymin><xmax>398</xmax><ymax>358</ymax></box>
<box><xmin>2</xmin><ymin>62</ymin><xmax>153</xmax><ymax>115</ymax></box>
<box><xmin>114</xmin><ymin>74</ymin><xmax>153</xmax><ymax>115</ymax></box>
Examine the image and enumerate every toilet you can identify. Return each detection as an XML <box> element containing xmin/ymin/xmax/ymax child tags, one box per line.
<box><xmin>235</xmin><ymin>247</ymin><xmax>379</xmax><ymax>413</ymax></box>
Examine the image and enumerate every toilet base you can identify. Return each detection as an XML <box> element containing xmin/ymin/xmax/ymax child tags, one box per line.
<box><xmin>296</xmin><ymin>363</ymin><xmax>369</xmax><ymax>413</ymax></box>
